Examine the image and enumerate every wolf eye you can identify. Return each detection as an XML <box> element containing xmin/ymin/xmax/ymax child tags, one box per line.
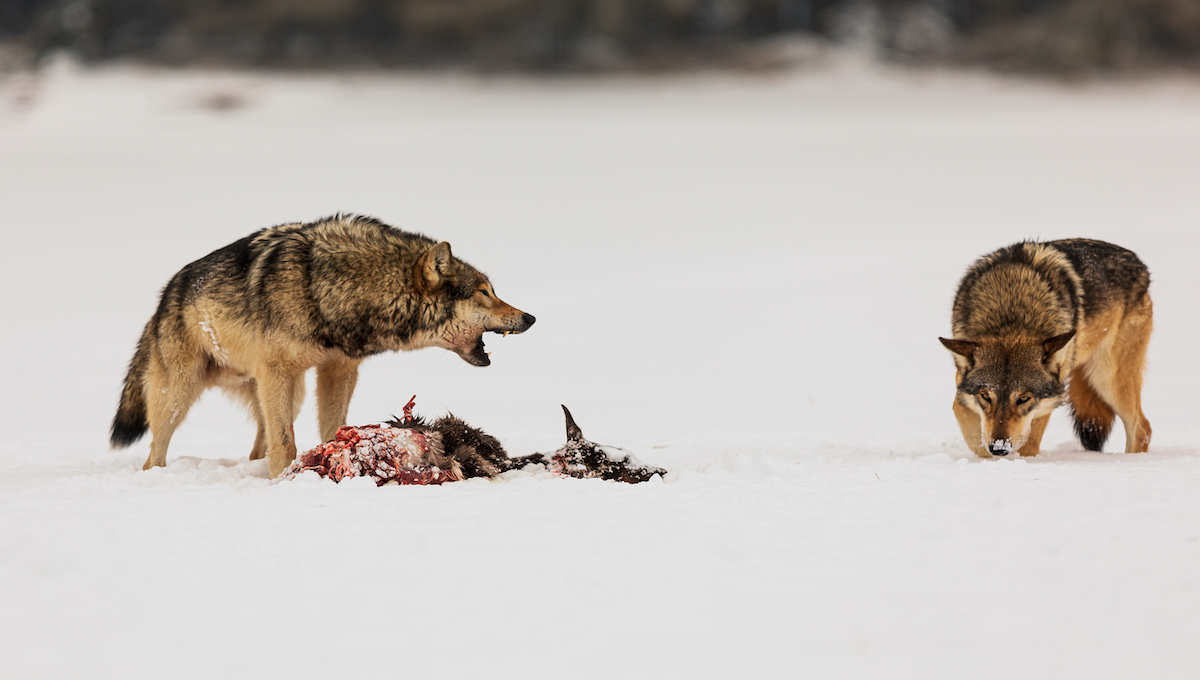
<box><xmin>477</xmin><ymin>288</ymin><xmax>491</xmax><ymax>298</ymax></box>
<box><xmin>1015</xmin><ymin>395</ymin><xmax>1031</xmax><ymax>406</ymax></box>
<box><xmin>977</xmin><ymin>391</ymin><xmax>992</xmax><ymax>404</ymax></box>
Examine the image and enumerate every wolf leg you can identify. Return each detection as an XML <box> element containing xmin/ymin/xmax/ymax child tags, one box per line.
<box><xmin>952</xmin><ymin>399</ymin><xmax>988</xmax><ymax>458</ymax></box>
<box><xmin>248</xmin><ymin>421</ymin><xmax>267</xmax><ymax>461</ymax></box>
<box><xmin>316</xmin><ymin>358</ymin><xmax>361</xmax><ymax>443</ymax></box>
<box><xmin>1068</xmin><ymin>367</ymin><xmax>1115</xmax><ymax>451</ymax></box>
<box><xmin>1084</xmin><ymin>298</ymin><xmax>1153</xmax><ymax>453</ymax></box>
<box><xmin>256</xmin><ymin>362</ymin><xmax>306</xmax><ymax>477</ymax></box>
<box><xmin>1111</xmin><ymin>297</ymin><xmax>1153</xmax><ymax>452</ymax></box>
<box><xmin>247</xmin><ymin>391</ymin><xmax>267</xmax><ymax>461</ymax></box>
<box><xmin>142</xmin><ymin>350</ymin><xmax>205</xmax><ymax>470</ymax></box>
<box><xmin>1018</xmin><ymin>414</ymin><xmax>1051</xmax><ymax>456</ymax></box>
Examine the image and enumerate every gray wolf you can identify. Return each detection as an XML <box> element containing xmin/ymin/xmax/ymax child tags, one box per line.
<box><xmin>939</xmin><ymin>239</ymin><xmax>1152</xmax><ymax>457</ymax></box>
<box><xmin>110</xmin><ymin>214</ymin><xmax>535</xmax><ymax>477</ymax></box>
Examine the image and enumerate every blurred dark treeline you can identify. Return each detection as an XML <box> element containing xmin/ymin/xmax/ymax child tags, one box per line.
<box><xmin>2</xmin><ymin>0</ymin><xmax>1199</xmax><ymax>73</ymax></box>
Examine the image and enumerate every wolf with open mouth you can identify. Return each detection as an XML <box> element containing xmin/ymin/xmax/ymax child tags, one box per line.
<box><xmin>110</xmin><ymin>214</ymin><xmax>535</xmax><ymax>477</ymax></box>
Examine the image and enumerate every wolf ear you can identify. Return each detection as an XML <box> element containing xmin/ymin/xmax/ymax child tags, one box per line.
<box><xmin>939</xmin><ymin>337</ymin><xmax>976</xmax><ymax>360</ymax></box>
<box><xmin>1042</xmin><ymin>331</ymin><xmax>1076</xmax><ymax>360</ymax></box>
<box><xmin>419</xmin><ymin>241</ymin><xmax>455</xmax><ymax>289</ymax></box>
<box><xmin>562</xmin><ymin>405</ymin><xmax>584</xmax><ymax>442</ymax></box>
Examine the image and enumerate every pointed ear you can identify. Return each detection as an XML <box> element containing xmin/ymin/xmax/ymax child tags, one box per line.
<box><xmin>939</xmin><ymin>337</ymin><xmax>976</xmax><ymax>360</ymax></box>
<box><xmin>418</xmin><ymin>241</ymin><xmax>454</xmax><ymax>289</ymax></box>
<box><xmin>1042</xmin><ymin>331</ymin><xmax>1076</xmax><ymax>359</ymax></box>
<box><xmin>562</xmin><ymin>405</ymin><xmax>584</xmax><ymax>442</ymax></box>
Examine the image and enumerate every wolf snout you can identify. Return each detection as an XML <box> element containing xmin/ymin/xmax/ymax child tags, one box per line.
<box><xmin>521</xmin><ymin>312</ymin><xmax>536</xmax><ymax>329</ymax></box>
<box><xmin>988</xmin><ymin>440</ymin><xmax>1013</xmax><ymax>457</ymax></box>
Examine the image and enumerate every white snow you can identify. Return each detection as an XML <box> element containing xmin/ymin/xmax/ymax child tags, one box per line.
<box><xmin>3</xmin><ymin>56</ymin><xmax>1200</xmax><ymax>678</ymax></box>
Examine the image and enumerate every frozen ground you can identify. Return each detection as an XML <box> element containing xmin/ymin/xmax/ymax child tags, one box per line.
<box><xmin>2</xmin><ymin>57</ymin><xmax>1200</xmax><ymax>678</ymax></box>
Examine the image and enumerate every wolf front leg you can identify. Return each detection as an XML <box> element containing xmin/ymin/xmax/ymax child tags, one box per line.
<box><xmin>316</xmin><ymin>357</ymin><xmax>361</xmax><ymax>443</ymax></box>
<box><xmin>1018</xmin><ymin>413</ymin><xmax>1050</xmax><ymax>457</ymax></box>
<box><xmin>255</xmin><ymin>362</ymin><xmax>307</xmax><ymax>477</ymax></box>
<box><xmin>952</xmin><ymin>398</ymin><xmax>989</xmax><ymax>458</ymax></box>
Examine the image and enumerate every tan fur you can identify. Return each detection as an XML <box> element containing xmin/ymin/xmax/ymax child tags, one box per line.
<box><xmin>112</xmin><ymin>215</ymin><xmax>535</xmax><ymax>477</ymax></box>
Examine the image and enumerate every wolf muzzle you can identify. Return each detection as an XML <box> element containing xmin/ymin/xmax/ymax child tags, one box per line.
<box><xmin>987</xmin><ymin>440</ymin><xmax>1013</xmax><ymax>456</ymax></box>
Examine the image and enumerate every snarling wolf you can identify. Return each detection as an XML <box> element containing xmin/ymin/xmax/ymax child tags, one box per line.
<box><xmin>939</xmin><ymin>239</ymin><xmax>1152</xmax><ymax>457</ymax></box>
<box><xmin>110</xmin><ymin>214</ymin><xmax>535</xmax><ymax>477</ymax></box>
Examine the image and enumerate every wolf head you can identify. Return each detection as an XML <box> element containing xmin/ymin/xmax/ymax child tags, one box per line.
<box><xmin>415</xmin><ymin>241</ymin><xmax>535</xmax><ymax>367</ymax></box>
<box><xmin>939</xmin><ymin>332</ymin><xmax>1074</xmax><ymax>456</ymax></box>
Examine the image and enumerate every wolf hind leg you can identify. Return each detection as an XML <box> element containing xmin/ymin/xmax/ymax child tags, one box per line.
<box><xmin>1068</xmin><ymin>367</ymin><xmax>1115</xmax><ymax>452</ymax></box>
<box><xmin>142</xmin><ymin>351</ymin><xmax>206</xmax><ymax>470</ymax></box>
<box><xmin>952</xmin><ymin>399</ymin><xmax>988</xmax><ymax>458</ymax></box>
<box><xmin>1083</xmin><ymin>298</ymin><xmax>1153</xmax><ymax>453</ymax></box>
<box><xmin>316</xmin><ymin>358</ymin><xmax>361</xmax><ymax>443</ymax></box>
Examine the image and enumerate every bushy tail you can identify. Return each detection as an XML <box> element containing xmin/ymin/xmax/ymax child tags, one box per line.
<box><xmin>1068</xmin><ymin>367</ymin><xmax>1115</xmax><ymax>452</ymax></box>
<box><xmin>110</xmin><ymin>324</ymin><xmax>153</xmax><ymax>448</ymax></box>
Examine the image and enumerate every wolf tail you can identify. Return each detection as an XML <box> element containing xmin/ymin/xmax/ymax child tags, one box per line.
<box><xmin>1068</xmin><ymin>367</ymin><xmax>1115</xmax><ymax>452</ymax></box>
<box><xmin>111</xmin><ymin>322</ymin><xmax>153</xmax><ymax>448</ymax></box>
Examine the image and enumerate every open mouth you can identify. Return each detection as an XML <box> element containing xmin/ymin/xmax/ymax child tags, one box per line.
<box><xmin>459</xmin><ymin>330</ymin><xmax>523</xmax><ymax>367</ymax></box>
<box><xmin>455</xmin><ymin>313</ymin><xmax>535</xmax><ymax>367</ymax></box>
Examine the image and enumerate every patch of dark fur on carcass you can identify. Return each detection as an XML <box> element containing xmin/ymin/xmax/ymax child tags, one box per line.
<box><xmin>387</xmin><ymin>411</ymin><xmax>543</xmax><ymax>479</ymax></box>
<box><xmin>547</xmin><ymin>405</ymin><xmax>666</xmax><ymax>484</ymax></box>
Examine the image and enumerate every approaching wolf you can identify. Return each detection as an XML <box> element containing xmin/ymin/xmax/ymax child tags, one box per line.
<box><xmin>939</xmin><ymin>239</ymin><xmax>1152</xmax><ymax>457</ymax></box>
<box><xmin>110</xmin><ymin>214</ymin><xmax>535</xmax><ymax>477</ymax></box>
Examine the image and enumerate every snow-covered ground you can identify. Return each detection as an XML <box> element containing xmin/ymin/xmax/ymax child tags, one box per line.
<box><xmin>2</xmin><ymin>57</ymin><xmax>1200</xmax><ymax>678</ymax></box>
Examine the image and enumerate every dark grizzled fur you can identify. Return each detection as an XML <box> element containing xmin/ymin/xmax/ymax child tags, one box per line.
<box><xmin>1048</xmin><ymin>239</ymin><xmax>1151</xmax><ymax>319</ymax></box>
<box><xmin>954</xmin><ymin>342</ymin><xmax>1066</xmax><ymax>401</ymax></box>
<box><xmin>547</xmin><ymin>406</ymin><xmax>667</xmax><ymax>484</ymax></box>
<box><xmin>387</xmin><ymin>406</ymin><xmax>665</xmax><ymax>484</ymax></box>
<box><xmin>950</xmin><ymin>239</ymin><xmax>1149</xmax><ymax>342</ymax></box>
<box><xmin>165</xmin><ymin>216</ymin><xmax>481</xmax><ymax>360</ymax></box>
<box><xmin>951</xmin><ymin>241</ymin><xmax>1078</xmax><ymax>341</ymax></box>
<box><xmin>387</xmin><ymin>413</ymin><xmax>543</xmax><ymax>479</ymax></box>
